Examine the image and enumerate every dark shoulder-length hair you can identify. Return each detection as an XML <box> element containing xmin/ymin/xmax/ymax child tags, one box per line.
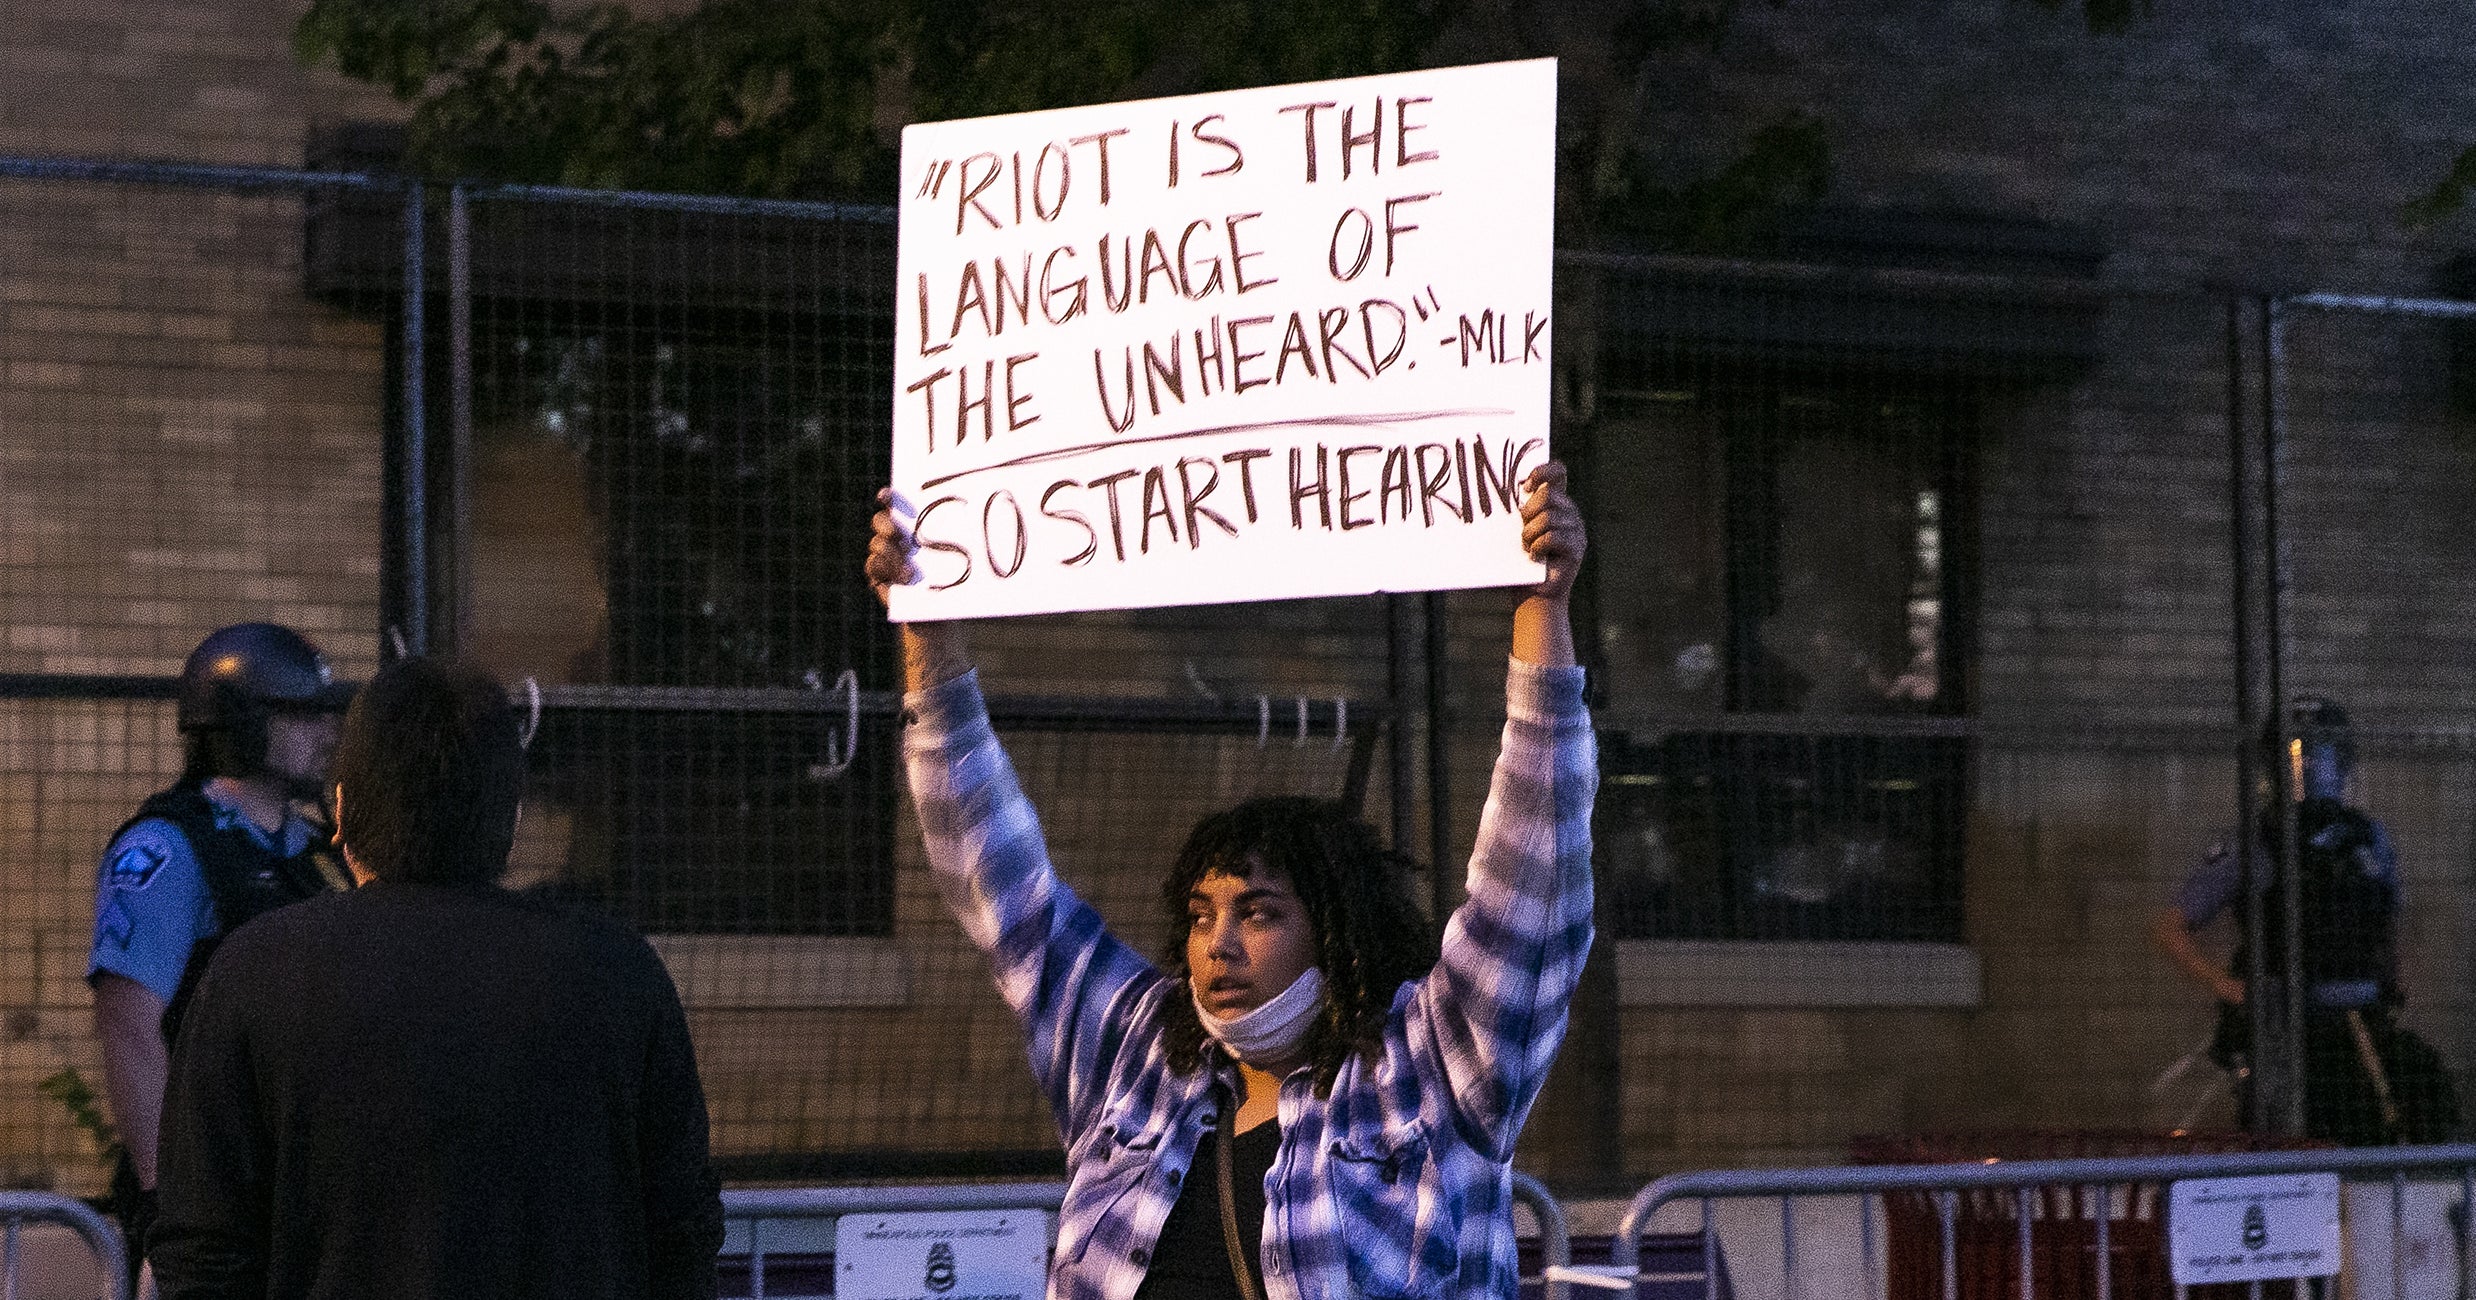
<box><xmin>1158</xmin><ymin>795</ymin><xmax>1439</xmax><ymax>1095</ymax></box>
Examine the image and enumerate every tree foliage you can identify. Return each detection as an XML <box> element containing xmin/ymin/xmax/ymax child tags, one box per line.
<box><xmin>294</xmin><ymin>0</ymin><xmax>1455</xmax><ymax>201</ymax></box>
<box><xmin>296</xmin><ymin>0</ymin><xmax>2134</xmax><ymax>248</ymax></box>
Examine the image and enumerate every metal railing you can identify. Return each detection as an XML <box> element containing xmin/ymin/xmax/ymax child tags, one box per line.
<box><xmin>0</xmin><ymin>1192</ymin><xmax>127</xmax><ymax>1300</ymax></box>
<box><xmin>1603</xmin><ymin>1143</ymin><xmax>2476</xmax><ymax>1300</ymax></box>
<box><xmin>722</xmin><ymin>1171</ymin><xmax>1572</xmax><ymax>1299</ymax></box>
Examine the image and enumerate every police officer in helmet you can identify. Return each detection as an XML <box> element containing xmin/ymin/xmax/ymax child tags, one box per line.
<box><xmin>2152</xmin><ymin>696</ymin><xmax>2458</xmax><ymax>1144</ymax></box>
<box><xmin>87</xmin><ymin>624</ymin><xmax>355</xmax><ymax>1279</ymax></box>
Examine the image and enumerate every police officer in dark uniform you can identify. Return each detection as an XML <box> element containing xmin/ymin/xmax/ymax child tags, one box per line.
<box><xmin>2152</xmin><ymin>696</ymin><xmax>2458</xmax><ymax>1145</ymax></box>
<box><xmin>87</xmin><ymin>624</ymin><xmax>354</xmax><ymax>1285</ymax></box>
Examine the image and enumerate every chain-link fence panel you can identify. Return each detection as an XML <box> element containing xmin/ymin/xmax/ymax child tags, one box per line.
<box><xmin>431</xmin><ymin>188</ymin><xmax>1407</xmax><ymax>1178</ymax></box>
<box><xmin>11</xmin><ymin>156</ymin><xmax>2471</xmax><ymax>1200</ymax></box>
<box><xmin>2257</xmin><ymin>297</ymin><xmax>2476</xmax><ymax>1150</ymax></box>
<box><xmin>0</xmin><ymin>162</ymin><xmax>400</xmax><ymax>1195</ymax></box>
<box><xmin>1560</xmin><ymin>247</ymin><xmax>2343</xmax><ymax>1178</ymax></box>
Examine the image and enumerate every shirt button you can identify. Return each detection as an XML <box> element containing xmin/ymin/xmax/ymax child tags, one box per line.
<box><xmin>1166</xmin><ymin>1169</ymin><xmax>1182</xmax><ymax>1187</ymax></box>
<box><xmin>1130</xmin><ymin>1248</ymin><xmax>1149</xmax><ymax>1266</ymax></box>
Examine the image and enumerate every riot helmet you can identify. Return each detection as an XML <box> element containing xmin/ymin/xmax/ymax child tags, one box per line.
<box><xmin>176</xmin><ymin>624</ymin><xmax>356</xmax><ymax>787</ymax></box>
<box><xmin>2261</xmin><ymin>695</ymin><xmax>2354</xmax><ymax>802</ymax></box>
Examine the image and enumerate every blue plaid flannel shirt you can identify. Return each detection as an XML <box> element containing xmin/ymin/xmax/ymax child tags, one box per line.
<box><xmin>905</xmin><ymin>658</ymin><xmax>1596</xmax><ymax>1300</ymax></box>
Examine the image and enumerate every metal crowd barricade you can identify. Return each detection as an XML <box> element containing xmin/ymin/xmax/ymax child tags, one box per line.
<box><xmin>721</xmin><ymin>1171</ymin><xmax>1573</xmax><ymax>1299</ymax></box>
<box><xmin>0</xmin><ymin>1192</ymin><xmax>128</xmax><ymax>1300</ymax></box>
<box><xmin>1604</xmin><ymin>1143</ymin><xmax>2476</xmax><ymax>1300</ymax></box>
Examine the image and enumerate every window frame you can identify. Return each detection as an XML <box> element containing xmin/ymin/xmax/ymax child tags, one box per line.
<box><xmin>393</xmin><ymin>290</ymin><xmax>902</xmax><ymax>939</ymax></box>
<box><xmin>1582</xmin><ymin>366</ymin><xmax>1982</xmax><ymax>946</ymax></box>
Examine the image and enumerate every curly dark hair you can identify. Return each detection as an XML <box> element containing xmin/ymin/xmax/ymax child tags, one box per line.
<box><xmin>1158</xmin><ymin>796</ymin><xmax>1439</xmax><ymax>1095</ymax></box>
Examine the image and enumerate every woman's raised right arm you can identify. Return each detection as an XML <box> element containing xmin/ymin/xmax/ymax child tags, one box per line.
<box><xmin>873</xmin><ymin>493</ymin><xmax>1158</xmax><ymax>1145</ymax></box>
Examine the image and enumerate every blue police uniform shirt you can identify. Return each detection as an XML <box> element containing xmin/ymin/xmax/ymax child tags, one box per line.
<box><xmin>2176</xmin><ymin>815</ymin><xmax>2401</xmax><ymax>1009</ymax></box>
<box><xmin>86</xmin><ymin>788</ymin><xmax>322</xmax><ymax>1005</ymax></box>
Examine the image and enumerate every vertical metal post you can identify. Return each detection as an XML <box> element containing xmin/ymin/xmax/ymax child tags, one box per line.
<box><xmin>1702</xmin><ymin>1198</ymin><xmax>1719</xmax><ymax>1300</ymax></box>
<box><xmin>3</xmin><ymin>1216</ymin><xmax>17</xmax><ymax>1300</ymax></box>
<box><xmin>2017</xmin><ymin>1188</ymin><xmax>2035</xmax><ymax>1300</ymax></box>
<box><xmin>1387</xmin><ymin>595</ymin><xmax>1417</xmax><ymax>858</ymax></box>
<box><xmin>2393</xmin><ymin>1172</ymin><xmax>2409</xmax><ymax>1300</ymax></box>
<box><xmin>447</xmin><ymin>184</ymin><xmax>474</xmax><ymax>655</ymax></box>
<box><xmin>2228</xmin><ymin>296</ymin><xmax>2280</xmax><ymax>1135</ymax></box>
<box><xmin>1423</xmin><ymin>590</ymin><xmax>1451</xmax><ymax>932</ymax></box>
<box><xmin>749</xmin><ymin>1217</ymin><xmax>766</xmax><ymax>1299</ymax></box>
<box><xmin>2460</xmin><ymin>1165</ymin><xmax>2473</xmax><ymax>1300</ymax></box>
<box><xmin>1940</xmin><ymin>1191</ymin><xmax>1959</xmax><ymax>1300</ymax></box>
<box><xmin>2095</xmin><ymin>1183</ymin><xmax>2112</xmax><ymax>1300</ymax></box>
<box><xmin>1781</xmin><ymin>1196</ymin><xmax>1798</xmax><ymax>1300</ymax></box>
<box><xmin>2259</xmin><ymin>295</ymin><xmax>2307</xmax><ymax>1137</ymax></box>
<box><xmin>400</xmin><ymin>182</ymin><xmax>430</xmax><ymax>657</ymax></box>
<box><xmin>2226</xmin><ymin>298</ymin><xmax>2261</xmax><ymax>1031</ymax></box>
<box><xmin>1862</xmin><ymin>1192</ymin><xmax>1879</xmax><ymax>1300</ymax></box>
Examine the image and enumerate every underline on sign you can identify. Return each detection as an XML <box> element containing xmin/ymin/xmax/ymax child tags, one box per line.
<box><xmin>916</xmin><ymin>408</ymin><xmax>1518</xmax><ymax>490</ymax></box>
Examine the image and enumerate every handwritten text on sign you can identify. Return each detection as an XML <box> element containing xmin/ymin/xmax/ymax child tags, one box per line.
<box><xmin>2167</xmin><ymin>1175</ymin><xmax>2342</xmax><ymax>1286</ymax></box>
<box><xmin>889</xmin><ymin>59</ymin><xmax>1557</xmax><ymax>620</ymax></box>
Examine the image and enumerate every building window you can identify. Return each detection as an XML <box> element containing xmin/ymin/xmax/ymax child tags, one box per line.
<box><xmin>458</xmin><ymin>301</ymin><xmax>897</xmax><ymax>936</ymax></box>
<box><xmin>1591</xmin><ymin>372</ymin><xmax>1973</xmax><ymax>943</ymax></box>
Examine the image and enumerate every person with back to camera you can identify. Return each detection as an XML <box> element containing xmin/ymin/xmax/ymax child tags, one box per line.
<box><xmin>2151</xmin><ymin>695</ymin><xmax>2457</xmax><ymax>1145</ymax></box>
<box><xmin>148</xmin><ymin>655</ymin><xmax>724</xmax><ymax>1300</ymax></box>
<box><xmin>88</xmin><ymin>623</ymin><xmax>355</xmax><ymax>1288</ymax></box>
<box><xmin>866</xmin><ymin>461</ymin><xmax>1595</xmax><ymax>1299</ymax></box>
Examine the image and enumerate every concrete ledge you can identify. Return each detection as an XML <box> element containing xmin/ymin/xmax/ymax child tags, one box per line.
<box><xmin>1617</xmin><ymin>939</ymin><xmax>1982</xmax><ymax>1009</ymax></box>
<box><xmin>648</xmin><ymin>935</ymin><xmax>911</xmax><ymax>1009</ymax></box>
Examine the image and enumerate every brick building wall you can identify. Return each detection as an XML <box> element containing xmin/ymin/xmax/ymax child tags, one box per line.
<box><xmin>0</xmin><ymin>0</ymin><xmax>402</xmax><ymax>1191</ymax></box>
<box><xmin>3</xmin><ymin>0</ymin><xmax>2475</xmax><ymax>1196</ymax></box>
<box><xmin>1593</xmin><ymin>0</ymin><xmax>2476</xmax><ymax>1176</ymax></box>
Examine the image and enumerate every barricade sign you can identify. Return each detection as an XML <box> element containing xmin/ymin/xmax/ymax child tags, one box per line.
<box><xmin>889</xmin><ymin>58</ymin><xmax>1558</xmax><ymax>620</ymax></box>
<box><xmin>2167</xmin><ymin>1174</ymin><xmax>2343</xmax><ymax>1286</ymax></box>
<box><xmin>834</xmin><ymin>1208</ymin><xmax>1051</xmax><ymax>1300</ymax></box>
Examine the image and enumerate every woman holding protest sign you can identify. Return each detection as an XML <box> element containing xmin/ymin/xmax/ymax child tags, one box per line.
<box><xmin>866</xmin><ymin>460</ymin><xmax>1593</xmax><ymax>1300</ymax></box>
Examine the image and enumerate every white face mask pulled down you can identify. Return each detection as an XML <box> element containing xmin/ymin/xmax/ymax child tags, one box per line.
<box><xmin>1192</xmin><ymin>966</ymin><xmax>1326</xmax><ymax>1067</ymax></box>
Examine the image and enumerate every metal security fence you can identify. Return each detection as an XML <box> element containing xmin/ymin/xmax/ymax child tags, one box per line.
<box><xmin>1561</xmin><ymin>239</ymin><xmax>2476</xmax><ymax>1182</ymax></box>
<box><xmin>717</xmin><ymin>1173</ymin><xmax>1573</xmax><ymax>1300</ymax></box>
<box><xmin>0</xmin><ymin>155</ymin><xmax>1419</xmax><ymax>1194</ymax></box>
<box><xmin>1609</xmin><ymin>1142</ymin><xmax>2476</xmax><ymax>1300</ymax></box>
<box><xmin>0</xmin><ymin>1191</ymin><xmax>126</xmax><ymax>1300</ymax></box>
<box><xmin>675</xmin><ymin>691</ymin><xmax>1387</xmax><ymax>1180</ymax></box>
<box><xmin>4</xmin><ymin>152</ymin><xmax>2474</xmax><ymax>1198</ymax></box>
<box><xmin>0</xmin><ymin>157</ymin><xmax>402</xmax><ymax>1194</ymax></box>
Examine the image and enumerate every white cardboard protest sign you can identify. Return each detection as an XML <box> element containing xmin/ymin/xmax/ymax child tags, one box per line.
<box><xmin>835</xmin><ymin>1208</ymin><xmax>1050</xmax><ymax>1300</ymax></box>
<box><xmin>889</xmin><ymin>59</ymin><xmax>1557</xmax><ymax>621</ymax></box>
<box><xmin>2168</xmin><ymin>1174</ymin><xmax>2343</xmax><ymax>1286</ymax></box>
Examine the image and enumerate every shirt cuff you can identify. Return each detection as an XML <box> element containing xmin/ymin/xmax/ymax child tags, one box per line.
<box><xmin>902</xmin><ymin>668</ymin><xmax>991</xmax><ymax>747</ymax></box>
<box><xmin>1506</xmin><ymin>657</ymin><xmax>1587</xmax><ymax>725</ymax></box>
<box><xmin>87</xmin><ymin>953</ymin><xmax>181</xmax><ymax>1006</ymax></box>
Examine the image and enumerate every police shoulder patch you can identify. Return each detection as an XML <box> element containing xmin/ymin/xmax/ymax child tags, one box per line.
<box><xmin>104</xmin><ymin>842</ymin><xmax>169</xmax><ymax>892</ymax></box>
<box><xmin>97</xmin><ymin>897</ymin><xmax>135</xmax><ymax>951</ymax></box>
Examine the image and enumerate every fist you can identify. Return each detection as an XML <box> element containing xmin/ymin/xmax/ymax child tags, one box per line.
<box><xmin>1519</xmin><ymin>461</ymin><xmax>1584</xmax><ymax>600</ymax></box>
<box><xmin>866</xmin><ymin>488</ymin><xmax>920</xmax><ymax>609</ymax></box>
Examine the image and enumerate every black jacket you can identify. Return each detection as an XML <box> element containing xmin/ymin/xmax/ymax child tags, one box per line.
<box><xmin>151</xmin><ymin>881</ymin><xmax>724</xmax><ymax>1300</ymax></box>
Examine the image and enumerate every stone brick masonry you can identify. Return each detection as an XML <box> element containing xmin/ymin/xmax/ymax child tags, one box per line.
<box><xmin>6</xmin><ymin>0</ymin><xmax>2476</xmax><ymax>1195</ymax></box>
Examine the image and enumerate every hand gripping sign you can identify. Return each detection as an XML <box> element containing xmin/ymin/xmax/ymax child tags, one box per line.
<box><xmin>889</xmin><ymin>59</ymin><xmax>1557</xmax><ymax>621</ymax></box>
